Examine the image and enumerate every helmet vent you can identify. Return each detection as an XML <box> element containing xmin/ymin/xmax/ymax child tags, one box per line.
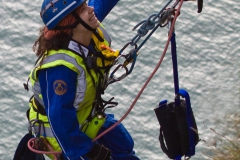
<box><xmin>50</xmin><ymin>2</ymin><xmax>54</xmax><ymax>8</ymax></box>
<box><xmin>63</xmin><ymin>0</ymin><xmax>67</xmax><ymax>5</ymax></box>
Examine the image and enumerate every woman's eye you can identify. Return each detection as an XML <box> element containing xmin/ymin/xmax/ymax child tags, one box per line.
<box><xmin>81</xmin><ymin>8</ymin><xmax>85</xmax><ymax>13</ymax></box>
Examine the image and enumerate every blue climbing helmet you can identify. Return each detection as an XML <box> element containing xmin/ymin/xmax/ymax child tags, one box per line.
<box><xmin>40</xmin><ymin>0</ymin><xmax>86</xmax><ymax>30</ymax></box>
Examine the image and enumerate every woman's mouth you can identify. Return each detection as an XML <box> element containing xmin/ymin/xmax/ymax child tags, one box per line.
<box><xmin>90</xmin><ymin>13</ymin><xmax>97</xmax><ymax>22</ymax></box>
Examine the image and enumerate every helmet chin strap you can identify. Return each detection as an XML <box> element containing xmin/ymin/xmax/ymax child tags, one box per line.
<box><xmin>54</xmin><ymin>11</ymin><xmax>104</xmax><ymax>42</ymax></box>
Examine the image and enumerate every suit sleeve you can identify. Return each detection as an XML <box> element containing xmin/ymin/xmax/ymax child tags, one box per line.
<box><xmin>88</xmin><ymin>0</ymin><xmax>120</xmax><ymax>22</ymax></box>
<box><xmin>38</xmin><ymin>65</ymin><xmax>93</xmax><ymax>160</ymax></box>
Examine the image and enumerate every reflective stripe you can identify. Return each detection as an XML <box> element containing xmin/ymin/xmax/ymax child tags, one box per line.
<box><xmin>99</xmin><ymin>25</ymin><xmax>111</xmax><ymax>46</ymax></box>
<box><xmin>33</xmin><ymin>125</ymin><xmax>54</xmax><ymax>137</ymax></box>
<box><xmin>32</xmin><ymin>82</ymin><xmax>45</xmax><ymax>107</ymax></box>
<box><xmin>32</xmin><ymin>124</ymin><xmax>82</xmax><ymax>138</ymax></box>
<box><xmin>46</xmin><ymin>1</ymin><xmax>77</xmax><ymax>27</ymax></box>
<box><xmin>32</xmin><ymin>52</ymin><xmax>86</xmax><ymax>80</ymax></box>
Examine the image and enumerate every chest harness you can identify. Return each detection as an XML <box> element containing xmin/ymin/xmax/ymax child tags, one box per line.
<box><xmin>24</xmin><ymin>25</ymin><xmax>120</xmax><ymax>138</ymax></box>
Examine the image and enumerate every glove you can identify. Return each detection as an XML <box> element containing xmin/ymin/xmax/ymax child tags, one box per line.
<box><xmin>86</xmin><ymin>143</ymin><xmax>111</xmax><ymax>160</ymax></box>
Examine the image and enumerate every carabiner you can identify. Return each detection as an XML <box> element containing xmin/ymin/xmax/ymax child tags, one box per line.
<box><xmin>120</xmin><ymin>42</ymin><xmax>137</xmax><ymax>54</ymax></box>
<box><xmin>108</xmin><ymin>64</ymin><xmax>129</xmax><ymax>85</ymax></box>
<box><xmin>29</xmin><ymin>119</ymin><xmax>47</xmax><ymax>138</ymax></box>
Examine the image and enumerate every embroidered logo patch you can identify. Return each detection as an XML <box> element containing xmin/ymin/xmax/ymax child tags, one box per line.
<box><xmin>53</xmin><ymin>80</ymin><xmax>68</xmax><ymax>95</ymax></box>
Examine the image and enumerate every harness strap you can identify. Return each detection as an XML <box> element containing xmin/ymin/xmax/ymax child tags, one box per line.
<box><xmin>31</xmin><ymin>97</ymin><xmax>47</xmax><ymax>116</ymax></box>
<box><xmin>159</xmin><ymin>127</ymin><xmax>169</xmax><ymax>155</ymax></box>
<box><xmin>32</xmin><ymin>125</ymin><xmax>55</xmax><ymax>138</ymax></box>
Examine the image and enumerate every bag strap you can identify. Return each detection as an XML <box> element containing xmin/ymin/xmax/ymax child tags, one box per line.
<box><xmin>159</xmin><ymin>127</ymin><xmax>170</xmax><ymax>157</ymax></box>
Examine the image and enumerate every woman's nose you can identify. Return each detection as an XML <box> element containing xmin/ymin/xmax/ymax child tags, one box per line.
<box><xmin>88</xmin><ymin>6</ymin><xmax>94</xmax><ymax>13</ymax></box>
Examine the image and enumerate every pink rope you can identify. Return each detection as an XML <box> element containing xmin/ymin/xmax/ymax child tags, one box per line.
<box><xmin>27</xmin><ymin>138</ymin><xmax>62</xmax><ymax>160</ymax></box>
<box><xmin>93</xmin><ymin>0</ymin><xmax>184</xmax><ymax>142</ymax></box>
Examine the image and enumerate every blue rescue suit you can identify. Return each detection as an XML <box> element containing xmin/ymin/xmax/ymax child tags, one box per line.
<box><xmin>36</xmin><ymin>0</ymin><xmax>140</xmax><ymax>159</ymax></box>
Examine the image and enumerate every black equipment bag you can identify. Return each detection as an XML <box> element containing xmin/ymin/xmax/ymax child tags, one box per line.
<box><xmin>154</xmin><ymin>99</ymin><xmax>199</xmax><ymax>159</ymax></box>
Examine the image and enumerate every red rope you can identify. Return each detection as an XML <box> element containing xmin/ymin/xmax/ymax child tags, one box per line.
<box><xmin>93</xmin><ymin>0</ymin><xmax>184</xmax><ymax>142</ymax></box>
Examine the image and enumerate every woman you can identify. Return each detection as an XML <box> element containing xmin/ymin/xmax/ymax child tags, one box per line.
<box><xmin>25</xmin><ymin>0</ymin><xmax>140</xmax><ymax>159</ymax></box>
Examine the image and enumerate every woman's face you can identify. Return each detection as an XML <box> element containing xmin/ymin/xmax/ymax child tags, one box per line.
<box><xmin>78</xmin><ymin>3</ymin><xmax>99</xmax><ymax>30</ymax></box>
